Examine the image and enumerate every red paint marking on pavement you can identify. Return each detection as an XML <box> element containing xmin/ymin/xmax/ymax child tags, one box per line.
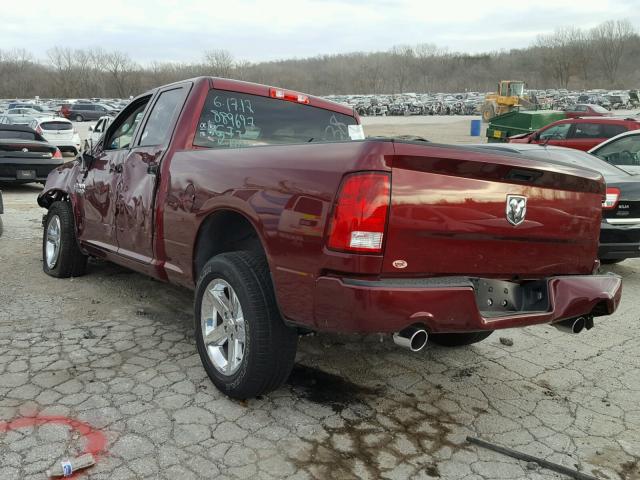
<box><xmin>0</xmin><ymin>415</ymin><xmax>107</xmax><ymax>477</ymax></box>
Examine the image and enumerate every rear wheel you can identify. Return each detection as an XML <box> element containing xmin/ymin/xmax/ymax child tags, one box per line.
<box><xmin>194</xmin><ymin>251</ymin><xmax>298</xmax><ymax>399</ymax></box>
<box><xmin>430</xmin><ymin>331</ymin><xmax>493</xmax><ymax>347</ymax></box>
<box><xmin>42</xmin><ymin>201</ymin><xmax>87</xmax><ymax>278</ymax></box>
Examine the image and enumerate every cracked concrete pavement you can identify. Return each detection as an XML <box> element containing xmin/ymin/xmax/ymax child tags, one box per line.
<box><xmin>0</xmin><ymin>182</ymin><xmax>638</xmax><ymax>480</ymax></box>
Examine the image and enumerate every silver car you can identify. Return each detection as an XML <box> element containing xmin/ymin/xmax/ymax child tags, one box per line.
<box><xmin>0</xmin><ymin>108</ymin><xmax>40</xmax><ymax>126</ymax></box>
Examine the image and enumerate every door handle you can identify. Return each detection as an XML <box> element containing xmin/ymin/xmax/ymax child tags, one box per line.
<box><xmin>109</xmin><ymin>163</ymin><xmax>123</xmax><ymax>174</ymax></box>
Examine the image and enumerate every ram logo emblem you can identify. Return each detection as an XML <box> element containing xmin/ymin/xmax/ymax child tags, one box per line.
<box><xmin>506</xmin><ymin>195</ymin><xmax>527</xmax><ymax>226</ymax></box>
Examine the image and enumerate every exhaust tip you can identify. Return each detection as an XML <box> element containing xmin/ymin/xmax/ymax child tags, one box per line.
<box><xmin>553</xmin><ymin>316</ymin><xmax>589</xmax><ymax>334</ymax></box>
<box><xmin>409</xmin><ymin>330</ymin><xmax>428</xmax><ymax>352</ymax></box>
<box><xmin>393</xmin><ymin>327</ymin><xmax>428</xmax><ymax>352</ymax></box>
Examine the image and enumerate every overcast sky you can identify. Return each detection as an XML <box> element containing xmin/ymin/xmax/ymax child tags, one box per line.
<box><xmin>3</xmin><ymin>0</ymin><xmax>639</xmax><ymax>64</ymax></box>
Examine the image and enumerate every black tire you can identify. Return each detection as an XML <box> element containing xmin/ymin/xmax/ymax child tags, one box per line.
<box><xmin>42</xmin><ymin>201</ymin><xmax>87</xmax><ymax>278</ymax></box>
<box><xmin>429</xmin><ymin>331</ymin><xmax>493</xmax><ymax>347</ymax></box>
<box><xmin>194</xmin><ymin>251</ymin><xmax>298</xmax><ymax>399</ymax></box>
<box><xmin>0</xmin><ymin>216</ymin><xmax>3</xmax><ymax>237</ymax></box>
<box><xmin>601</xmin><ymin>258</ymin><xmax>624</xmax><ymax>265</ymax></box>
<box><xmin>75</xmin><ymin>115</ymin><xmax>84</xmax><ymax>122</ymax></box>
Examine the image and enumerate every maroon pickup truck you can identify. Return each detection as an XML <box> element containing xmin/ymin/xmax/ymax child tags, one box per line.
<box><xmin>39</xmin><ymin>77</ymin><xmax>622</xmax><ymax>399</ymax></box>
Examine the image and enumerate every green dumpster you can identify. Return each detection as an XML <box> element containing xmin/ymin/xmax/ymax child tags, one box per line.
<box><xmin>486</xmin><ymin>110</ymin><xmax>566</xmax><ymax>143</ymax></box>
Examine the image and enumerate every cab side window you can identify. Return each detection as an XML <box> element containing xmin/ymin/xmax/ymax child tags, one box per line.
<box><xmin>539</xmin><ymin>123</ymin><xmax>571</xmax><ymax>140</ymax></box>
<box><xmin>139</xmin><ymin>87</ymin><xmax>187</xmax><ymax>147</ymax></box>
<box><xmin>104</xmin><ymin>99</ymin><xmax>150</xmax><ymax>151</ymax></box>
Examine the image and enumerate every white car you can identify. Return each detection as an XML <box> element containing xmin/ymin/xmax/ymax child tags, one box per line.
<box><xmin>589</xmin><ymin>129</ymin><xmax>640</xmax><ymax>174</ymax></box>
<box><xmin>29</xmin><ymin>117</ymin><xmax>81</xmax><ymax>158</ymax></box>
<box><xmin>86</xmin><ymin>115</ymin><xmax>112</xmax><ymax>149</ymax></box>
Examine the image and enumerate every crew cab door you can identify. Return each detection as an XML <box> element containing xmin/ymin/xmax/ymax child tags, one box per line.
<box><xmin>76</xmin><ymin>98</ymin><xmax>149</xmax><ymax>251</ymax></box>
<box><xmin>114</xmin><ymin>84</ymin><xmax>190</xmax><ymax>263</ymax></box>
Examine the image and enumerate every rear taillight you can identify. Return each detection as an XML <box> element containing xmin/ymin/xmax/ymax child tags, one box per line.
<box><xmin>602</xmin><ymin>187</ymin><xmax>620</xmax><ymax>210</ymax></box>
<box><xmin>327</xmin><ymin>172</ymin><xmax>390</xmax><ymax>253</ymax></box>
<box><xmin>53</xmin><ymin>148</ymin><xmax>62</xmax><ymax>159</ymax></box>
<box><xmin>269</xmin><ymin>87</ymin><xmax>309</xmax><ymax>104</ymax></box>
<box><xmin>35</xmin><ymin>125</ymin><xmax>43</xmax><ymax>135</ymax></box>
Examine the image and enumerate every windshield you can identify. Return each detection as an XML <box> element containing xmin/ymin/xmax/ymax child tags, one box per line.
<box><xmin>592</xmin><ymin>134</ymin><xmax>640</xmax><ymax>168</ymax></box>
<box><xmin>524</xmin><ymin>147</ymin><xmax>630</xmax><ymax>176</ymax></box>
<box><xmin>194</xmin><ymin>89</ymin><xmax>361</xmax><ymax>149</ymax></box>
<box><xmin>592</xmin><ymin>105</ymin><xmax>609</xmax><ymax>114</ymax></box>
<box><xmin>510</xmin><ymin>83</ymin><xmax>524</xmax><ymax>96</ymax></box>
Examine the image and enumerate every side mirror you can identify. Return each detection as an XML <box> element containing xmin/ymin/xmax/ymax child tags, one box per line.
<box><xmin>80</xmin><ymin>152</ymin><xmax>96</xmax><ymax>172</ymax></box>
<box><xmin>88</xmin><ymin>126</ymin><xmax>94</xmax><ymax>132</ymax></box>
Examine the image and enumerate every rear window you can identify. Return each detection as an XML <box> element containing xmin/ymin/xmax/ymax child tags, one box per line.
<box><xmin>41</xmin><ymin>121</ymin><xmax>72</xmax><ymax>131</ymax></box>
<box><xmin>592</xmin><ymin>105</ymin><xmax>609</xmax><ymax>114</ymax></box>
<box><xmin>194</xmin><ymin>89</ymin><xmax>360</xmax><ymax>149</ymax></box>
<box><xmin>0</xmin><ymin>130</ymin><xmax>37</xmax><ymax>140</ymax></box>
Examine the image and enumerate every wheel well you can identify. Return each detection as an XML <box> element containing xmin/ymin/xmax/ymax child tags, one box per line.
<box><xmin>193</xmin><ymin>210</ymin><xmax>267</xmax><ymax>282</ymax></box>
<box><xmin>38</xmin><ymin>189</ymin><xmax>69</xmax><ymax>209</ymax></box>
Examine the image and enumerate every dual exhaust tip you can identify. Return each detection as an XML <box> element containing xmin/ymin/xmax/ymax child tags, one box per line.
<box><xmin>394</xmin><ymin>316</ymin><xmax>594</xmax><ymax>352</ymax></box>
<box><xmin>393</xmin><ymin>326</ymin><xmax>428</xmax><ymax>352</ymax></box>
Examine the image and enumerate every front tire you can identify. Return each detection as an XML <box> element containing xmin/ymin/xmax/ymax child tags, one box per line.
<box><xmin>43</xmin><ymin>201</ymin><xmax>87</xmax><ymax>278</ymax></box>
<box><xmin>195</xmin><ymin>251</ymin><xmax>298</xmax><ymax>399</ymax></box>
<box><xmin>430</xmin><ymin>331</ymin><xmax>493</xmax><ymax>347</ymax></box>
<box><xmin>75</xmin><ymin>115</ymin><xmax>84</xmax><ymax>122</ymax></box>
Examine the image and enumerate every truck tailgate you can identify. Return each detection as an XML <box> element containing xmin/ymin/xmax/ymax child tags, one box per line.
<box><xmin>384</xmin><ymin>143</ymin><xmax>605</xmax><ymax>277</ymax></box>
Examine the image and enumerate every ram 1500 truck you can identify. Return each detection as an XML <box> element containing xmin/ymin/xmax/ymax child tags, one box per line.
<box><xmin>38</xmin><ymin>77</ymin><xmax>622</xmax><ymax>399</ymax></box>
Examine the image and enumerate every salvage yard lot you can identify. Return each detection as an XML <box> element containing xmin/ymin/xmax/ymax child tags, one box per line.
<box><xmin>0</xmin><ymin>117</ymin><xmax>639</xmax><ymax>480</ymax></box>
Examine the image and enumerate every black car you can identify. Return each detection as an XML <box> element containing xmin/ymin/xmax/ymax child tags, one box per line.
<box><xmin>0</xmin><ymin>125</ymin><xmax>63</xmax><ymax>184</ymax></box>
<box><xmin>66</xmin><ymin>103</ymin><xmax>117</xmax><ymax>122</ymax></box>
<box><xmin>473</xmin><ymin>143</ymin><xmax>640</xmax><ymax>264</ymax></box>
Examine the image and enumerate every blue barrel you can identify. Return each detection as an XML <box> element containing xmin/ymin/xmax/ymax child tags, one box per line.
<box><xmin>470</xmin><ymin>119</ymin><xmax>482</xmax><ymax>136</ymax></box>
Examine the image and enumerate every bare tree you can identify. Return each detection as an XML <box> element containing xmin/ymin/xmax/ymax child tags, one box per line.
<box><xmin>389</xmin><ymin>45</ymin><xmax>415</xmax><ymax>93</ymax></box>
<box><xmin>98</xmin><ymin>50</ymin><xmax>138</xmax><ymax>97</ymax></box>
<box><xmin>203</xmin><ymin>49</ymin><xmax>234</xmax><ymax>77</ymax></box>
<box><xmin>590</xmin><ymin>20</ymin><xmax>634</xmax><ymax>85</ymax></box>
<box><xmin>535</xmin><ymin>28</ymin><xmax>575</xmax><ymax>88</ymax></box>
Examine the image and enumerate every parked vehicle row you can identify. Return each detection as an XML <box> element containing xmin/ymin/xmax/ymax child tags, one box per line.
<box><xmin>326</xmin><ymin>88</ymin><xmax>640</xmax><ymax>117</ymax></box>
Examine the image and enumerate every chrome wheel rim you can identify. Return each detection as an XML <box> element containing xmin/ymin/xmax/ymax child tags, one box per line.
<box><xmin>201</xmin><ymin>279</ymin><xmax>246</xmax><ymax>376</ymax></box>
<box><xmin>45</xmin><ymin>215</ymin><xmax>61</xmax><ymax>269</ymax></box>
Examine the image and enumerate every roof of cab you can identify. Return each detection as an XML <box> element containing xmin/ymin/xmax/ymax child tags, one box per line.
<box><xmin>140</xmin><ymin>76</ymin><xmax>356</xmax><ymax>118</ymax></box>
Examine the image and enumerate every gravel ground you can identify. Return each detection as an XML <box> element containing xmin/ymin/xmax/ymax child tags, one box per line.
<box><xmin>0</xmin><ymin>118</ymin><xmax>639</xmax><ymax>480</ymax></box>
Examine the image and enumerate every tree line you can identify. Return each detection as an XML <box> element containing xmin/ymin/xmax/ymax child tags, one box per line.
<box><xmin>0</xmin><ymin>19</ymin><xmax>638</xmax><ymax>99</ymax></box>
